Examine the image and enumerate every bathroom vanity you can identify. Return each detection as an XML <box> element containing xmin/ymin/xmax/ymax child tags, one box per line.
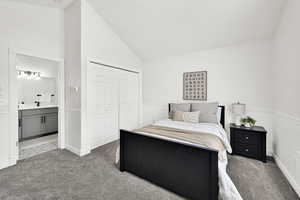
<box><xmin>18</xmin><ymin>106</ymin><xmax>58</xmax><ymax>141</ymax></box>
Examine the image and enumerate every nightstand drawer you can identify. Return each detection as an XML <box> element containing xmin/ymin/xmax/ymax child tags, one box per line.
<box><xmin>235</xmin><ymin>131</ymin><xmax>258</xmax><ymax>145</ymax></box>
<box><xmin>230</xmin><ymin>124</ymin><xmax>267</xmax><ymax>162</ymax></box>
<box><xmin>235</xmin><ymin>143</ymin><xmax>258</xmax><ymax>158</ymax></box>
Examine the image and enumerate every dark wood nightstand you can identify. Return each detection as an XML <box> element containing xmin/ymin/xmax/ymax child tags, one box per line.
<box><xmin>230</xmin><ymin>123</ymin><xmax>267</xmax><ymax>162</ymax></box>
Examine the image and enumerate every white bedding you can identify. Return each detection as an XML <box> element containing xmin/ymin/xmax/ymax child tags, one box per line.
<box><xmin>117</xmin><ymin>119</ymin><xmax>243</xmax><ymax>200</ymax></box>
<box><xmin>152</xmin><ymin>119</ymin><xmax>242</xmax><ymax>200</ymax></box>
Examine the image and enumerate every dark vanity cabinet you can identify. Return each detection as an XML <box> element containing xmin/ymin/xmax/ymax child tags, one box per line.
<box><xmin>19</xmin><ymin>107</ymin><xmax>58</xmax><ymax>141</ymax></box>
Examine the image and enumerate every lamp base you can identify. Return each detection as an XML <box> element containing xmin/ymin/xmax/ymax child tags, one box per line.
<box><xmin>235</xmin><ymin>115</ymin><xmax>242</xmax><ymax>126</ymax></box>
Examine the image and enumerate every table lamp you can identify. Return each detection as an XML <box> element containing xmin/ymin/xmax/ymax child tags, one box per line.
<box><xmin>232</xmin><ymin>102</ymin><xmax>246</xmax><ymax>126</ymax></box>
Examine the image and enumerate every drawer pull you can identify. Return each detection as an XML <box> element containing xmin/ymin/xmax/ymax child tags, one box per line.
<box><xmin>245</xmin><ymin>149</ymin><xmax>249</xmax><ymax>152</ymax></box>
<box><xmin>245</xmin><ymin>136</ymin><xmax>249</xmax><ymax>140</ymax></box>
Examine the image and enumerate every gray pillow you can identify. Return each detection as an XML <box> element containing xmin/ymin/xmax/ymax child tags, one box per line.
<box><xmin>169</xmin><ymin>103</ymin><xmax>190</xmax><ymax>119</ymax></box>
<box><xmin>191</xmin><ymin>102</ymin><xmax>219</xmax><ymax>123</ymax></box>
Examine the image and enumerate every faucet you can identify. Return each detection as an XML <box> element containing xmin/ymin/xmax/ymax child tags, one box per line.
<box><xmin>34</xmin><ymin>101</ymin><xmax>40</xmax><ymax>107</ymax></box>
<box><xmin>35</xmin><ymin>94</ymin><xmax>42</xmax><ymax>107</ymax></box>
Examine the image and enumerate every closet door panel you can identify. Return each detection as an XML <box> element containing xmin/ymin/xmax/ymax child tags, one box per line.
<box><xmin>119</xmin><ymin>70</ymin><xmax>139</xmax><ymax>131</ymax></box>
<box><xmin>87</xmin><ymin>63</ymin><xmax>119</xmax><ymax>149</ymax></box>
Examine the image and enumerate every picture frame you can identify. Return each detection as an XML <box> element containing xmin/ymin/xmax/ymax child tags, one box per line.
<box><xmin>183</xmin><ymin>71</ymin><xmax>207</xmax><ymax>100</ymax></box>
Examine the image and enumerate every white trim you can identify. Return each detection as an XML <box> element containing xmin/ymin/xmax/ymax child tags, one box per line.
<box><xmin>87</xmin><ymin>56</ymin><xmax>142</xmax><ymax>74</ymax></box>
<box><xmin>8</xmin><ymin>49</ymin><xmax>19</xmax><ymax>164</ymax></box>
<box><xmin>274</xmin><ymin>111</ymin><xmax>300</xmax><ymax>124</ymax></box>
<box><xmin>65</xmin><ymin>144</ymin><xmax>90</xmax><ymax>157</ymax></box>
<box><xmin>65</xmin><ymin>144</ymin><xmax>81</xmax><ymax>156</ymax></box>
<box><xmin>80</xmin><ymin>0</ymin><xmax>90</xmax><ymax>156</ymax></box>
<box><xmin>0</xmin><ymin>160</ymin><xmax>10</xmax><ymax>170</ymax></box>
<box><xmin>274</xmin><ymin>154</ymin><xmax>300</xmax><ymax>197</ymax></box>
<box><xmin>80</xmin><ymin>148</ymin><xmax>91</xmax><ymax>157</ymax></box>
<box><xmin>57</xmin><ymin>60</ymin><xmax>66</xmax><ymax>149</ymax></box>
<box><xmin>8</xmin><ymin>49</ymin><xmax>66</xmax><ymax>166</ymax></box>
<box><xmin>9</xmin><ymin>48</ymin><xmax>63</xmax><ymax>63</ymax></box>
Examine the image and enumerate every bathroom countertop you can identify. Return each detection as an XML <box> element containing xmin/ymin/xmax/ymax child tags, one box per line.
<box><xmin>18</xmin><ymin>104</ymin><xmax>59</xmax><ymax>111</ymax></box>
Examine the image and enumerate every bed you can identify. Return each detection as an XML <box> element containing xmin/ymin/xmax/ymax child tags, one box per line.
<box><xmin>119</xmin><ymin>105</ymin><xmax>242</xmax><ymax>200</ymax></box>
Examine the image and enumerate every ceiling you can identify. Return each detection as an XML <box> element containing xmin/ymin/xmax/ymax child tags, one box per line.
<box><xmin>9</xmin><ymin>0</ymin><xmax>73</xmax><ymax>8</ymax></box>
<box><xmin>89</xmin><ymin>0</ymin><xmax>286</xmax><ymax>61</ymax></box>
<box><xmin>10</xmin><ymin>0</ymin><xmax>286</xmax><ymax>61</ymax></box>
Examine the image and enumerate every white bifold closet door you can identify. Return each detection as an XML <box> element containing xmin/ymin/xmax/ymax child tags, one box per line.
<box><xmin>87</xmin><ymin>63</ymin><xmax>119</xmax><ymax>149</ymax></box>
<box><xmin>87</xmin><ymin>62</ymin><xmax>139</xmax><ymax>149</ymax></box>
<box><xmin>119</xmin><ymin>70</ymin><xmax>139</xmax><ymax>131</ymax></box>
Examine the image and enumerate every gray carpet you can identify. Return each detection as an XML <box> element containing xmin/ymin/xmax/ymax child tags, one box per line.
<box><xmin>0</xmin><ymin>141</ymin><xmax>298</xmax><ymax>200</ymax></box>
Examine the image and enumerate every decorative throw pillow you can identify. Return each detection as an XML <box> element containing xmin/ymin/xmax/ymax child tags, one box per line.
<box><xmin>169</xmin><ymin>103</ymin><xmax>191</xmax><ymax>119</ymax></box>
<box><xmin>191</xmin><ymin>102</ymin><xmax>219</xmax><ymax>123</ymax></box>
<box><xmin>173</xmin><ymin>111</ymin><xmax>200</xmax><ymax>123</ymax></box>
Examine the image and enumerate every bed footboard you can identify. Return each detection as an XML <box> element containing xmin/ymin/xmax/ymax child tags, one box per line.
<box><xmin>120</xmin><ymin>129</ymin><xmax>219</xmax><ymax>200</ymax></box>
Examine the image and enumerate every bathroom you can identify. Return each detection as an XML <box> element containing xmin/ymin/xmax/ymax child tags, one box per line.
<box><xmin>17</xmin><ymin>54</ymin><xmax>59</xmax><ymax>160</ymax></box>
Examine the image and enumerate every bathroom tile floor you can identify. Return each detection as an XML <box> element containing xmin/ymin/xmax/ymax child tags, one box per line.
<box><xmin>19</xmin><ymin>134</ymin><xmax>58</xmax><ymax>160</ymax></box>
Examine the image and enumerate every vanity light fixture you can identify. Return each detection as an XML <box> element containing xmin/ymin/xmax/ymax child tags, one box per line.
<box><xmin>17</xmin><ymin>70</ymin><xmax>41</xmax><ymax>80</ymax></box>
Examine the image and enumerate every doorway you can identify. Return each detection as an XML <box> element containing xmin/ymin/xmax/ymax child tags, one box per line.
<box><xmin>9</xmin><ymin>51</ymin><xmax>65</xmax><ymax>162</ymax></box>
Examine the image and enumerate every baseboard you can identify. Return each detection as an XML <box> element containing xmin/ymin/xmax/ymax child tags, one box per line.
<box><xmin>0</xmin><ymin>157</ymin><xmax>15</xmax><ymax>170</ymax></box>
<box><xmin>65</xmin><ymin>144</ymin><xmax>81</xmax><ymax>156</ymax></box>
<box><xmin>0</xmin><ymin>161</ymin><xmax>9</xmax><ymax>170</ymax></box>
<box><xmin>274</xmin><ymin>154</ymin><xmax>300</xmax><ymax>197</ymax></box>
<box><xmin>79</xmin><ymin>148</ymin><xmax>91</xmax><ymax>157</ymax></box>
<box><xmin>65</xmin><ymin>144</ymin><xmax>91</xmax><ymax>157</ymax></box>
<box><xmin>91</xmin><ymin>136</ymin><xmax>118</xmax><ymax>150</ymax></box>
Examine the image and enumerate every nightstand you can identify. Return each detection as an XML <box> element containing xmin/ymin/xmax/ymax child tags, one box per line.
<box><xmin>230</xmin><ymin>123</ymin><xmax>267</xmax><ymax>162</ymax></box>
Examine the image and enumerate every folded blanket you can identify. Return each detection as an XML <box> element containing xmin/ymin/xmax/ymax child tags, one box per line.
<box><xmin>117</xmin><ymin>120</ymin><xmax>243</xmax><ymax>200</ymax></box>
<box><xmin>134</xmin><ymin>125</ymin><xmax>227</xmax><ymax>161</ymax></box>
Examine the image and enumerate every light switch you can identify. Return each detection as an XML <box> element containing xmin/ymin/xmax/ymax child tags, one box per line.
<box><xmin>74</xmin><ymin>86</ymin><xmax>79</xmax><ymax>92</ymax></box>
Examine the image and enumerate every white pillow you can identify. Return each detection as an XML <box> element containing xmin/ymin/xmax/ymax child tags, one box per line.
<box><xmin>173</xmin><ymin>111</ymin><xmax>200</xmax><ymax>123</ymax></box>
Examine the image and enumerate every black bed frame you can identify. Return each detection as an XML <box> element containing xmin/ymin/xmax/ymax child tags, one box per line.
<box><xmin>120</xmin><ymin>105</ymin><xmax>225</xmax><ymax>200</ymax></box>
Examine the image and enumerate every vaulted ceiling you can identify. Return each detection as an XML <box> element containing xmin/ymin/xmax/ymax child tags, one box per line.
<box><xmin>10</xmin><ymin>0</ymin><xmax>286</xmax><ymax>61</ymax></box>
<box><xmin>89</xmin><ymin>0</ymin><xmax>286</xmax><ymax>61</ymax></box>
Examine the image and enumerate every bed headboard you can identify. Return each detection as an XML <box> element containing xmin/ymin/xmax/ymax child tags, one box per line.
<box><xmin>168</xmin><ymin>104</ymin><xmax>225</xmax><ymax>128</ymax></box>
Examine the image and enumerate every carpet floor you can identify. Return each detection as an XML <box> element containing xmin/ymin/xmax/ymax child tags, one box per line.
<box><xmin>0</xmin><ymin>141</ymin><xmax>298</xmax><ymax>200</ymax></box>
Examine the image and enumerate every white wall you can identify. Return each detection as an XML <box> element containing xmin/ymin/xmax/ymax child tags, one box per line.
<box><xmin>86</xmin><ymin>1</ymin><xmax>142</xmax><ymax>70</ymax></box>
<box><xmin>0</xmin><ymin>1</ymin><xmax>64</xmax><ymax>59</ymax></box>
<box><xmin>142</xmin><ymin>40</ymin><xmax>274</xmax><ymax>154</ymax></box>
<box><xmin>64</xmin><ymin>0</ymin><xmax>142</xmax><ymax>155</ymax></box>
<box><xmin>64</xmin><ymin>0</ymin><xmax>83</xmax><ymax>155</ymax></box>
<box><xmin>272</xmin><ymin>0</ymin><xmax>300</xmax><ymax>196</ymax></box>
<box><xmin>0</xmin><ymin>1</ymin><xmax>64</xmax><ymax>169</ymax></box>
<box><xmin>0</xmin><ymin>40</ymin><xmax>10</xmax><ymax>169</ymax></box>
<box><xmin>85</xmin><ymin>0</ymin><xmax>142</xmax><ymax>151</ymax></box>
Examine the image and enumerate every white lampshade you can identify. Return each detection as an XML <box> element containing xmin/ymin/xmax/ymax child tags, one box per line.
<box><xmin>232</xmin><ymin>103</ymin><xmax>246</xmax><ymax>115</ymax></box>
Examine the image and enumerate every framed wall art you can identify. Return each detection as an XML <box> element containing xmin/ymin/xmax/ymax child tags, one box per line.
<box><xmin>183</xmin><ymin>71</ymin><xmax>207</xmax><ymax>100</ymax></box>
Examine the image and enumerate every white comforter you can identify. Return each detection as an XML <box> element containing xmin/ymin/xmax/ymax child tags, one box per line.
<box><xmin>117</xmin><ymin>119</ymin><xmax>243</xmax><ymax>200</ymax></box>
<box><xmin>152</xmin><ymin>119</ymin><xmax>243</xmax><ymax>200</ymax></box>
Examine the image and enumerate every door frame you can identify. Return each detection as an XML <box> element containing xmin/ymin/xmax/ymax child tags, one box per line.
<box><xmin>8</xmin><ymin>49</ymin><xmax>65</xmax><ymax>164</ymax></box>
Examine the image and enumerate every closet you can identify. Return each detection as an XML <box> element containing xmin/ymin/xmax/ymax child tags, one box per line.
<box><xmin>87</xmin><ymin>62</ymin><xmax>140</xmax><ymax>149</ymax></box>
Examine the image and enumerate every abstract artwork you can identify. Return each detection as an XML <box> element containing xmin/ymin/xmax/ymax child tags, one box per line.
<box><xmin>183</xmin><ymin>71</ymin><xmax>207</xmax><ymax>100</ymax></box>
